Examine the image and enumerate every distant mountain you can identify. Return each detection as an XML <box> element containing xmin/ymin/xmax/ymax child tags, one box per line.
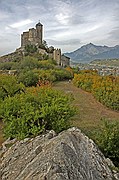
<box><xmin>65</xmin><ymin>43</ymin><xmax>119</xmax><ymax>63</ymax></box>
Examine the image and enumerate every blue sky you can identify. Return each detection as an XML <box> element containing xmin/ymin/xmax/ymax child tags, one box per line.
<box><xmin>0</xmin><ymin>0</ymin><xmax>119</xmax><ymax>55</ymax></box>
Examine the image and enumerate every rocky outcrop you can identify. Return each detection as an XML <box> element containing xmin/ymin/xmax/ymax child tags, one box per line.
<box><xmin>0</xmin><ymin>127</ymin><xmax>118</xmax><ymax>180</ymax></box>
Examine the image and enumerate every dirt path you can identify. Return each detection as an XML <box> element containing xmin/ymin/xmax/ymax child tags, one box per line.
<box><xmin>53</xmin><ymin>81</ymin><xmax>119</xmax><ymax>131</ymax></box>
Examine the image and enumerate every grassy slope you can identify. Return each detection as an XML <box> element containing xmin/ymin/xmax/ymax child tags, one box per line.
<box><xmin>53</xmin><ymin>81</ymin><xmax>119</xmax><ymax>134</ymax></box>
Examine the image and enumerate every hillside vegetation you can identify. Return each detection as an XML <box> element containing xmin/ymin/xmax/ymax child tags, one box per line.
<box><xmin>0</xmin><ymin>54</ymin><xmax>74</xmax><ymax>141</ymax></box>
<box><xmin>0</xmin><ymin>54</ymin><xmax>119</xmax><ymax>167</ymax></box>
<box><xmin>73</xmin><ymin>70</ymin><xmax>119</xmax><ymax>111</ymax></box>
<box><xmin>72</xmin><ymin>70</ymin><xmax>119</xmax><ymax>166</ymax></box>
<box><xmin>53</xmin><ymin>81</ymin><xmax>119</xmax><ymax>166</ymax></box>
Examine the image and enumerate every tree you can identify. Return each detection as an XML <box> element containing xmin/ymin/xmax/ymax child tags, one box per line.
<box><xmin>47</xmin><ymin>46</ymin><xmax>54</xmax><ymax>53</ymax></box>
<box><xmin>39</xmin><ymin>40</ymin><xmax>48</xmax><ymax>50</ymax></box>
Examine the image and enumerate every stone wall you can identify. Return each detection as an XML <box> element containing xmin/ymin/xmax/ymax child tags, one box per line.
<box><xmin>21</xmin><ymin>32</ymin><xmax>29</xmax><ymax>47</ymax></box>
<box><xmin>61</xmin><ymin>54</ymin><xmax>70</xmax><ymax>67</ymax></box>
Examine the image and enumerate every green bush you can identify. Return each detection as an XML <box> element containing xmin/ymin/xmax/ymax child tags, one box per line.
<box><xmin>0</xmin><ymin>87</ymin><xmax>75</xmax><ymax>139</ymax></box>
<box><xmin>18</xmin><ymin>70</ymin><xmax>39</xmax><ymax>87</ymax></box>
<box><xmin>95</xmin><ymin>120</ymin><xmax>119</xmax><ymax>167</ymax></box>
<box><xmin>0</xmin><ymin>74</ymin><xmax>25</xmax><ymax>100</ymax></box>
<box><xmin>0</xmin><ymin>62</ymin><xmax>15</xmax><ymax>70</ymax></box>
<box><xmin>18</xmin><ymin>56</ymin><xmax>39</xmax><ymax>70</ymax></box>
<box><xmin>38</xmin><ymin>70</ymin><xmax>56</xmax><ymax>83</ymax></box>
<box><xmin>38</xmin><ymin>60</ymin><xmax>55</xmax><ymax>69</ymax></box>
<box><xmin>52</xmin><ymin>69</ymin><xmax>73</xmax><ymax>81</ymax></box>
<box><xmin>73</xmin><ymin>72</ymin><xmax>119</xmax><ymax>110</ymax></box>
<box><xmin>25</xmin><ymin>44</ymin><xmax>37</xmax><ymax>54</ymax></box>
<box><xmin>33</xmin><ymin>68</ymin><xmax>73</xmax><ymax>85</ymax></box>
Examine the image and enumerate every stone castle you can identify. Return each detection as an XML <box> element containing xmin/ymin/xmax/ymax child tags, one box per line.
<box><xmin>21</xmin><ymin>22</ymin><xmax>70</xmax><ymax>67</ymax></box>
<box><xmin>21</xmin><ymin>22</ymin><xmax>43</xmax><ymax>47</ymax></box>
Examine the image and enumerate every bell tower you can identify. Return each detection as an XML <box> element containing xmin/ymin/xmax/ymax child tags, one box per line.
<box><xmin>36</xmin><ymin>21</ymin><xmax>43</xmax><ymax>46</ymax></box>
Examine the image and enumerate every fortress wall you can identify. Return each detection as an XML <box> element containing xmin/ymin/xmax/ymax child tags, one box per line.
<box><xmin>21</xmin><ymin>32</ymin><xmax>29</xmax><ymax>47</ymax></box>
<box><xmin>29</xmin><ymin>28</ymin><xmax>37</xmax><ymax>45</ymax></box>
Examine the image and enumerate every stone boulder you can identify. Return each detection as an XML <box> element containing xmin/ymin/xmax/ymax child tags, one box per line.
<box><xmin>0</xmin><ymin>128</ymin><xmax>118</xmax><ymax>180</ymax></box>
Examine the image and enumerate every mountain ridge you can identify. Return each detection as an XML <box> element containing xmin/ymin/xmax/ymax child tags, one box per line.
<box><xmin>65</xmin><ymin>43</ymin><xmax>119</xmax><ymax>63</ymax></box>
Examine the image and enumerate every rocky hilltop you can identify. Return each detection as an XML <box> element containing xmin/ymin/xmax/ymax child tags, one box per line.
<box><xmin>0</xmin><ymin>127</ymin><xmax>118</xmax><ymax>180</ymax></box>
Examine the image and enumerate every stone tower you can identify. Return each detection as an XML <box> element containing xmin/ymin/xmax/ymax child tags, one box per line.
<box><xmin>53</xmin><ymin>49</ymin><xmax>61</xmax><ymax>65</ymax></box>
<box><xmin>21</xmin><ymin>22</ymin><xmax>43</xmax><ymax>47</ymax></box>
<box><xmin>21</xmin><ymin>32</ymin><xmax>29</xmax><ymax>47</ymax></box>
<box><xmin>29</xmin><ymin>28</ymin><xmax>37</xmax><ymax>45</ymax></box>
<box><xmin>36</xmin><ymin>22</ymin><xmax>43</xmax><ymax>46</ymax></box>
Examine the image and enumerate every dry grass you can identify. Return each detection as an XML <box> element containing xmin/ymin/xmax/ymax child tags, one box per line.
<box><xmin>53</xmin><ymin>81</ymin><xmax>119</xmax><ymax>134</ymax></box>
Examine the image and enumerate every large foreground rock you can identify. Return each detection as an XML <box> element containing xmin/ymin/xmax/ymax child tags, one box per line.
<box><xmin>0</xmin><ymin>127</ymin><xmax>118</xmax><ymax>180</ymax></box>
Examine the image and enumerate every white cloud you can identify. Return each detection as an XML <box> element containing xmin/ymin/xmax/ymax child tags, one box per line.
<box><xmin>55</xmin><ymin>13</ymin><xmax>70</xmax><ymax>25</ymax></box>
<box><xmin>10</xmin><ymin>19</ymin><xmax>33</xmax><ymax>28</ymax></box>
<box><xmin>0</xmin><ymin>0</ymin><xmax>119</xmax><ymax>55</ymax></box>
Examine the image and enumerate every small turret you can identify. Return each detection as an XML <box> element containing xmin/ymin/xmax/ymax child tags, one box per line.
<box><xmin>53</xmin><ymin>49</ymin><xmax>61</xmax><ymax>65</ymax></box>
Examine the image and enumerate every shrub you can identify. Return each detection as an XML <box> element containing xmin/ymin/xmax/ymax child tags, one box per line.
<box><xmin>73</xmin><ymin>71</ymin><xmax>119</xmax><ymax>110</ymax></box>
<box><xmin>38</xmin><ymin>60</ymin><xmax>55</xmax><ymax>69</ymax></box>
<box><xmin>18</xmin><ymin>70</ymin><xmax>39</xmax><ymax>87</ymax></box>
<box><xmin>0</xmin><ymin>74</ymin><xmax>25</xmax><ymax>100</ymax></box>
<box><xmin>25</xmin><ymin>44</ymin><xmax>37</xmax><ymax>54</ymax></box>
<box><xmin>0</xmin><ymin>87</ymin><xmax>75</xmax><ymax>139</ymax></box>
<box><xmin>0</xmin><ymin>62</ymin><xmax>15</xmax><ymax>70</ymax></box>
<box><xmin>52</xmin><ymin>69</ymin><xmax>73</xmax><ymax>81</ymax></box>
<box><xmin>33</xmin><ymin>68</ymin><xmax>73</xmax><ymax>85</ymax></box>
<box><xmin>18</xmin><ymin>56</ymin><xmax>39</xmax><ymax>70</ymax></box>
<box><xmin>95</xmin><ymin>120</ymin><xmax>119</xmax><ymax>167</ymax></box>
